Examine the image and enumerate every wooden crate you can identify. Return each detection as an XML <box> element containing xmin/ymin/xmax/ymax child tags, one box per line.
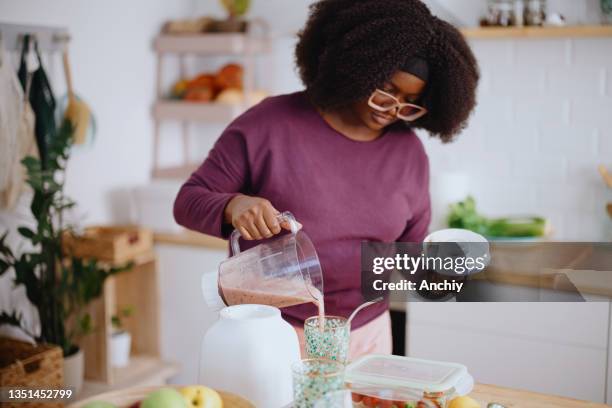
<box><xmin>80</xmin><ymin>252</ymin><xmax>161</xmax><ymax>385</ymax></box>
<box><xmin>0</xmin><ymin>338</ymin><xmax>63</xmax><ymax>408</ymax></box>
<box><xmin>63</xmin><ymin>226</ymin><xmax>153</xmax><ymax>263</ymax></box>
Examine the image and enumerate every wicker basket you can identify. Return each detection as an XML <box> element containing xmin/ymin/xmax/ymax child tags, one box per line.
<box><xmin>0</xmin><ymin>338</ymin><xmax>64</xmax><ymax>408</ymax></box>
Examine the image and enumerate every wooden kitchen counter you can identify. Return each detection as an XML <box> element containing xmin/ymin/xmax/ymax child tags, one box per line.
<box><xmin>72</xmin><ymin>383</ymin><xmax>611</xmax><ymax>407</ymax></box>
<box><xmin>472</xmin><ymin>383</ymin><xmax>611</xmax><ymax>407</ymax></box>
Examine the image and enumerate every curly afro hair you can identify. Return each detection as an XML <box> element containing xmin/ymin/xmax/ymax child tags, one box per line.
<box><xmin>295</xmin><ymin>0</ymin><xmax>480</xmax><ymax>142</ymax></box>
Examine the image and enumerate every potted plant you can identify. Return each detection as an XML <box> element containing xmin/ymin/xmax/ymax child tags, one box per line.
<box><xmin>0</xmin><ymin>120</ymin><xmax>130</xmax><ymax>393</ymax></box>
<box><xmin>215</xmin><ymin>0</ymin><xmax>251</xmax><ymax>32</ymax></box>
<box><xmin>110</xmin><ymin>306</ymin><xmax>133</xmax><ymax>367</ymax></box>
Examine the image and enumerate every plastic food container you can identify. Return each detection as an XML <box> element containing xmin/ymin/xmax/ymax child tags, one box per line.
<box><xmin>345</xmin><ymin>355</ymin><xmax>474</xmax><ymax>408</ymax></box>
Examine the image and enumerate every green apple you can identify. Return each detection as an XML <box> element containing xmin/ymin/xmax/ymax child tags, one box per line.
<box><xmin>82</xmin><ymin>402</ymin><xmax>117</xmax><ymax>408</ymax></box>
<box><xmin>142</xmin><ymin>388</ymin><xmax>187</xmax><ymax>408</ymax></box>
<box><xmin>180</xmin><ymin>385</ymin><xmax>223</xmax><ymax>408</ymax></box>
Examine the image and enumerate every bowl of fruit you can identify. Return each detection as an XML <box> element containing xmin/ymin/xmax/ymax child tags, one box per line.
<box><xmin>70</xmin><ymin>385</ymin><xmax>254</xmax><ymax>408</ymax></box>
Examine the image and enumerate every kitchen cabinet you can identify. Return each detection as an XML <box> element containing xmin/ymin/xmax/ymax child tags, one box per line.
<box><xmin>406</xmin><ymin>301</ymin><xmax>610</xmax><ymax>403</ymax></box>
<box><xmin>76</xmin><ymin>251</ymin><xmax>179</xmax><ymax>401</ymax></box>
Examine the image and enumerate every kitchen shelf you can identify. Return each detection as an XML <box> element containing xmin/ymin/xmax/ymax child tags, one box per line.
<box><xmin>153</xmin><ymin>100</ymin><xmax>246</xmax><ymax>122</ymax></box>
<box><xmin>154</xmin><ymin>231</ymin><xmax>227</xmax><ymax>250</ymax></box>
<box><xmin>79</xmin><ymin>251</ymin><xmax>169</xmax><ymax>385</ymax></box>
<box><xmin>152</xmin><ymin>29</ymin><xmax>270</xmax><ymax>179</ymax></box>
<box><xmin>461</xmin><ymin>25</ymin><xmax>612</xmax><ymax>39</ymax></box>
<box><xmin>154</xmin><ymin>33</ymin><xmax>270</xmax><ymax>55</ymax></box>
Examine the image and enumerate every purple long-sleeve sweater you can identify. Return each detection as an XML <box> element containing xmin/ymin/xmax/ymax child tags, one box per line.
<box><xmin>173</xmin><ymin>91</ymin><xmax>431</xmax><ymax>329</ymax></box>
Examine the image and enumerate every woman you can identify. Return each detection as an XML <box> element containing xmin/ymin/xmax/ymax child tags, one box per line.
<box><xmin>174</xmin><ymin>0</ymin><xmax>479</xmax><ymax>358</ymax></box>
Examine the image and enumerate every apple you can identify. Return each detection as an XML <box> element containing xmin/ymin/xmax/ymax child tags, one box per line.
<box><xmin>141</xmin><ymin>388</ymin><xmax>187</xmax><ymax>408</ymax></box>
<box><xmin>179</xmin><ymin>385</ymin><xmax>223</xmax><ymax>408</ymax></box>
<box><xmin>82</xmin><ymin>402</ymin><xmax>117</xmax><ymax>408</ymax></box>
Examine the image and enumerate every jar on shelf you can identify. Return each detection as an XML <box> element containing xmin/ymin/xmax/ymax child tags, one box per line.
<box><xmin>483</xmin><ymin>0</ymin><xmax>515</xmax><ymax>26</ymax></box>
<box><xmin>525</xmin><ymin>0</ymin><xmax>547</xmax><ymax>26</ymax></box>
<box><xmin>512</xmin><ymin>0</ymin><xmax>525</xmax><ymax>26</ymax></box>
<box><xmin>497</xmin><ymin>0</ymin><xmax>514</xmax><ymax>26</ymax></box>
<box><xmin>482</xmin><ymin>0</ymin><xmax>500</xmax><ymax>26</ymax></box>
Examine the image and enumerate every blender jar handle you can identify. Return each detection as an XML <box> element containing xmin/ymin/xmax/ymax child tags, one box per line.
<box><xmin>230</xmin><ymin>211</ymin><xmax>299</xmax><ymax>255</ymax></box>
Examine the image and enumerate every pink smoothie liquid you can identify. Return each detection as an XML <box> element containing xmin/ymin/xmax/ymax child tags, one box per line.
<box><xmin>221</xmin><ymin>280</ymin><xmax>323</xmax><ymax>309</ymax></box>
<box><xmin>222</xmin><ymin>286</ymin><xmax>312</xmax><ymax>308</ymax></box>
<box><xmin>221</xmin><ymin>281</ymin><xmax>325</xmax><ymax>330</ymax></box>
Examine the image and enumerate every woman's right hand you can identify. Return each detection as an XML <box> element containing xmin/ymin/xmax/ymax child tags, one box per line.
<box><xmin>224</xmin><ymin>195</ymin><xmax>296</xmax><ymax>240</ymax></box>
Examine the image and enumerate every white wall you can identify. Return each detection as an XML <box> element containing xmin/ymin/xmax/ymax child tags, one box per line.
<box><xmin>0</xmin><ymin>0</ymin><xmax>191</xmax><ymax>226</ymax></box>
<box><xmin>424</xmin><ymin>36</ymin><xmax>612</xmax><ymax>240</ymax></box>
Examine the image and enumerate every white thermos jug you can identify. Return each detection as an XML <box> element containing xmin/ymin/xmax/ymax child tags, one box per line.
<box><xmin>199</xmin><ymin>304</ymin><xmax>301</xmax><ymax>407</ymax></box>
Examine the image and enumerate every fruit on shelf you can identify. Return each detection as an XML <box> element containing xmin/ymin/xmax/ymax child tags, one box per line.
<box><xmin>215</xmin><ymin>88</ymin><xmax>243</xmax><ymax>104</ymax></box>
<box><xmin>187</xmin><ymin>74</ymin><xmax>216</xmax><ymax>91</ymax></box>
<box><xmin>184</xmin><ymin>87</ymin><xmax>214</xmax><ymax>102</ymax></box>
<box><xmin>216</xmin><ymin>88</ymin><xmax>267</xmax><ymax>105</ymax></box>
<box><xmin>141</xmin><ymin>388</ymin><xmax>188</xmax><ymax>408</ymax></box>
<box><xmin>180</xmin><ymin>385</ymin><xmax>223</xmax><ymax>408</ymax></box>
<box><xmin>166</xmin><ymin>63</ymin><xmax>270</xmax><ymax>105</ymax></box>
<box><xmin>172</xmin><ymin>79</ymin><xmax>189</xmax><ymax>98</ymax></box>
<box><xmin>183</xmin><ymin>73</ymin><xmax>216</xmax><ymax>102</ymax></box>
<box><xmin>214</xmin><ymin>63</ymin><xmax>243</xmax><ymax>90</ymax></box>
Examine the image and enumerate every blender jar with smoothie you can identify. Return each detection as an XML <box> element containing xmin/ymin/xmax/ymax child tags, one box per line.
<box><xmin>202</xmin><ymin>211</ymin><xmax>325</xmax><ymax>315</ymax></box>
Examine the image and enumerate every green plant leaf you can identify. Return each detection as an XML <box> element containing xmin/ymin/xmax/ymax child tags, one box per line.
<box><xmin>0</xmin><ymin>231</ymin><xmax>15</xmax><ymax>259</ymax></box>
<box><xmin>21</xmin><ymin>156</ymin><xmax>41</xmax><ymax>172</ymax></box>
<box><xmin>0</xmin><ymin>259</ymin><xmax>10</xmax><ymax>275</ymax></box>
<box><xmin>17</xmin><ymin>227</ymin><xmax>35</xmax><ymax>239</ymax></box>
<box><xmin>111</xmin><ymin>315</ymin><xmax>121</xmax><ymax>330</ymax></box>
<box><xmin>0</xmin><ymin>311</ymin><xmax>22</xmax><ymax>327</ymax></box>
<box><xmin>79</xmin><ymin>313</ymin><xmax>93</xmax><ymax>336</ymax></box>
<box><xmin>122</xmin><ymin>305</ymin><xmax>134</xmax><ymax>317</ymax></box>
<box><xmin>14</xmin><ymin>256</ymin><xmax>42</xmax><ymax>306</ymax></box>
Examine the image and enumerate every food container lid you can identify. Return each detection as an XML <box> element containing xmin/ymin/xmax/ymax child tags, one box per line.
<box><xmin>345</xmin><ymin>354</ymin><xmax>474</xmax><ymax>395</ymax></box>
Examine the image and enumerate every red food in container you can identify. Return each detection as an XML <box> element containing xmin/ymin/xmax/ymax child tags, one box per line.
<box><xmin>344</xmin><ymin>355</ymin><xmax>474</xmax><ymax>408</ymax></box>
